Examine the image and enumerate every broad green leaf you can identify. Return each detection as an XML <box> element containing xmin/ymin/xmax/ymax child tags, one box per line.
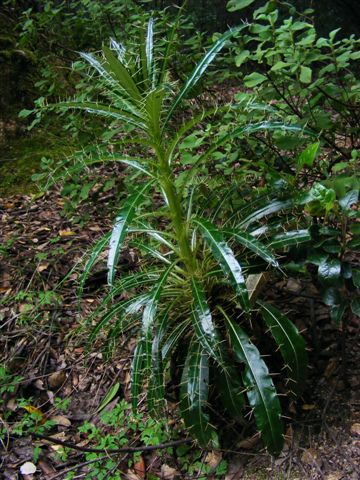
<box><xmin>244</xmin><ymin>72</ymin><xmax>267</xmax><ymax>88</ymax></box>
<box><xmin>165</xmin><ymin>26</ymin><xmax>245</xmax><ymax>125</ymax></box>
<box><xmin>330</xmin><ymin>303</ymin><xmax>347</xmax><ymax>324</ymax></box>
<box><xmin>194</xmin><ymin>218</ymin><xmax>250</xmax><ymax>312</ymax></box>
<box><xmin>351</xmin><ymin>298</ymin><xmax>360</xmax><ymax>317</ymax></box>
<box><xmin>222</xmin><ymin>310</ymin><xmax>284</xmax><ymax>455</ymax></box>
<box><xmin>182</xmin><ymin>123</ymin><xmax>314</xmax><ymax>192</ymax></box>
<box><xmin>268</xmin><ymin>230</ymin><xmax>311</xmax><ymax>250</ymax></box>
<box><xmin>191</xmin><ymin>278</ymin><xmax>222</xmax><ymax>363</ymax></box>
<box><xmin>322</xmin><ymin>287</ymin><xmax>341</xmax><ymax>306</ymax></box>
<box><xmin>339</xmin><ymin>190</ymin><xmax>359</xmax><ymax>211</ymax></box>
<box><xmin>271</xmin><ymin>61</ymin><xmax>290</xmax><ymax>72</ymax></box>
<box><xmin>227</xmin><ymin>0</ymin><xmax>255</xmax><ymax>11</ymax></box>
<box><xmin>300</xmin><ymin>66</ymin><xmax>312</xmax><ymax>84</ymax></box>
<box><xmin>259</xmin><ymin>302</ymin><xmax>308</xmax><ymax>395</ymax></box>
<box><xmin>297</xmin><ymin>142</ymin><xmax>320</xmax><ymax>170</ymax></box>
<box><xmin>180</xmin><ymin>341</ymin><xmax>218</xmax><ymax>447</ymax></box>
<box><xmin>352</xmin><ymin>269</ymin><xmax>360</xmax><ymax>288</ymax></box>
<box><xmin>108</xmin><ymin>183</ymin><xmax>152</xmax><ymax>287</ymax></box>
<box><xmin>78</xmin><ymin>232</ymin><xmax>111</xmax><ymax>297</ymax></box>
<box><xmin>235</xmin><ymin>50</ymin><xmax>250</xmax><ymax>67</ymax></box>
<box><xmin>223</xmin><ymin>229</ymin><xmax>279</xmax><ymax>268</ymax></box>
<box><xmin>318</xmin><ymin>258</ymin><xmax>341</xmax><ymax>285</ymax></box>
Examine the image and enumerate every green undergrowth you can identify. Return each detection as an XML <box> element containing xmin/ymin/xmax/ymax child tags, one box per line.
<box><xmin>0</xmin><ymin>129</ymin><xmax>76</xmax><ymax>196</ymax></box>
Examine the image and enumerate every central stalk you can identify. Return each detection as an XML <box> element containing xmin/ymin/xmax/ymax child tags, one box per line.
<box><xmin>156</xmin><ymin>148</ymin><xmax>195</xmax><ymax>273</ymax></box>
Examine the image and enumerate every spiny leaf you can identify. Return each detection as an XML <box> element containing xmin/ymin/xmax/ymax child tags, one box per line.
<box><xmin>268</xmin><ymin>229</ymin><xmax>311</xmax><ymax>250</ymax></box>
<box><xmin>146</xmin><ymin>18</ymin><xmax>155</xmax><ymax>86</ymax></box>
<box><xmin>161</xmin><ymin>320</ymin><xmax>190</xmax><ymax>361</ymax></box>
<box><xmin>222</xmin><ymin>309</ymin><xmax>284</xmax><ymax>455</ymax></box>
<box><xmin>78</xmin><ymin>232</ymin><xmax>111</xmax><ymax>297</ymax></box>
<box><xmin>148</xmin><ymin>306</ymin><xmax>171</xmax><ymax>416</ymax></box>
<box><xmin>165</xmin><ymin>26</ymin><xmax>245</xmax><ymax>126</ymax></box>
<box><xmin>57</xmin><ymin>101</ymin><xmax>146</xmax><ymax>130</ymax></box>
<box><xmin>141</xmin><ymin>263</ymin><xmax>175</xmax><ymax>374</ymax></box>
<box><xmin>194</xmin><ymin>218</ymin><xmax>250</xmax><ymax>312</ymax></box>
<box><xmin>223</xmin><ymin>229</ymin><xmax>279</xmax><ymax>268</ymax></box>
<box><xmin>238</xmin><ymin>199</ymin><xmax>293</xmax><ymax>229</ymax></box>
<box><xmin>131</xmin><ymin>340</ymin><xmax>145</xmax><ymax>409</ymax></box>
<box><xmin>108</xmin><ymin>182</ymin><xmax>152</xmax><ymax>287</ymax></box>
<box><xmin>214</xmin><ymin>346</ymin><xmax>245</xmax><ymax>420</ymax></box>
<box><xmin>180</xmin><ymin>341</ymin><xmax>218</xmax><ymax>447</ymax></box>
<box><xmin>258</xmin><ymin>301</ymin><xmax>308</xmax><ymax>395</ymax></box>
<box><xmin>102</xmin><ymin>45</ymin><xmax>142</xmax><ymax>102</ymax></box>
<box><xmin>191</xmin><ymin>278</ymin><xmax>222</xmax><ymax>364</ymax></box>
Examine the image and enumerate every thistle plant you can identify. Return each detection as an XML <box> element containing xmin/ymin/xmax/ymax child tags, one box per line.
<box><xmin>60</xmin><ymin>18</ymin><xmax>310</xmax><ymax>455</ymax></box>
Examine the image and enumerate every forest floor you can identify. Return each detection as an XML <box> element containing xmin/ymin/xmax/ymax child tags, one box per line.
<box><xmin>1</xmin><ymin>173</ymin><xmax>359</xmax><ymax>480</ymax></box>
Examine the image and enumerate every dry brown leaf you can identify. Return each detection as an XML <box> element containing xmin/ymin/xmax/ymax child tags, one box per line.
<box><xmin>48</xmin><ymin>370</ymin><xmax>66</xmax><ymax>389</ymax></box>
<box><xmin>301</xmin><ymin>448</ymin><xmax>319</xmax><ymax>465</ymax></box>
<box><xmin>50</xmin><ymin>415</ymin><xmax>71</xmax><ymax>427</ymax></box>
<box><xmin>160</xmin><ymin>464</ymin><xmax>179</xmax><ymax>479</ymax></box>
<box><xmin>124</xmin><ymin>470</ymin><xmax>142</xmax><ymax>480</ymax></box>
<box><xmin>36</xmin><ymin>262</ymin><xmax>49</xmax><ymax>273</ymax></box>
<box><xmin>134</xmin><ymin>456</ymin><xmax>145</xmax><ymax>478</ymax></box>
<box><xmin>204</xmin><ymin>450</ymin><xmax>222</xmax><ymax>469</ymax></box>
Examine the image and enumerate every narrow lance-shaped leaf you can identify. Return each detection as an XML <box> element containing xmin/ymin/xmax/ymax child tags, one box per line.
<box><xmin>258</xmin><ymin>301</ymin><xmax>308</xmax><ymax>395</ymax></box>
<box><xmin>191</xmin><ymin>278</ymin><xmax>223</xmax><ymax>364</ymax></box>
<box><xmin>164</xmin><ymin>26</ymin><xmax>246</xmax><ymax>126</ymax></box>
<box><xmin>180</xmin><ymin>341</ymin><xmax>218</xmax><ymax>446</ymax></box>
<box><xmin>108</xmin><ymin>182</ymin><xmax>152</xmax><ymax>287</ymax></box>
<box><xmin>57</xmin><ymin>101</ymin><xmax>147</xmax><ymax>130</ymax></box>
<box><xmin>102</xmin><ymin>45</ymin><xmax>142</xmax><ymax>102</ymax></box>
<box><xmin>161</xmin><ymin>320</ymin><xmax>190</xmax><ymax>361</ymax></box>
<box><xmin>214</xmin><ymin>345</ymin><xmax>245</xmax><ymax>420</ymax></box>
<box><xmin>222</xmin><ymin>308</ymin><xmax>284</xmax><ymax>455</ymax></box>
<box><xmin>238</xmin><ymin>199</ymin><xmax>294</xmax><ymax>229</ymax></box>
<box><xmin>88</xmin><ymin>294</ymin><xmax>149</xmax><ymax>344</ymax></box>
<box><xmin>131</xmin><ymin>340</ymin><xmax>145</xmax><ymax>409</ymax></box>
<box><xmin>223</xmin><ymin>229</ymin><xmax>279</xmax><ymax>268</ymax></box>
<box><xmin>141</xmin><ymin>263</ymin><xmax>175</xmax><ymax>376</ymax></box>
<box><xmin>148</xmin><ymin>306</ymin><xmax>172</xmax><ymax>416</ymax></box>
<box><xmin>194</xmin><ymin>218</ymin><xmax>250</xmax><ymax>312</ymax></box>
<box><xmin>268</xmin><ymin>229</ymin><xmax>311</xmax><ymax>250</ymax></box>
<box><xmin>78</xmin><ymin>232</ymin><xmax>111</xmax><ymax>297</ymax></box>
<box><xmin>146</xmin><ymin>18</ymin><xmax>155</xmax><ymax>86</ymax></box>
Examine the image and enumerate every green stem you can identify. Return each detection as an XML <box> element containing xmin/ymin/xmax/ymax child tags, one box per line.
<box><xmin>155</xmin><ymin>147</ymin><xmax>195</xmax><ymax>273</ymax></box>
